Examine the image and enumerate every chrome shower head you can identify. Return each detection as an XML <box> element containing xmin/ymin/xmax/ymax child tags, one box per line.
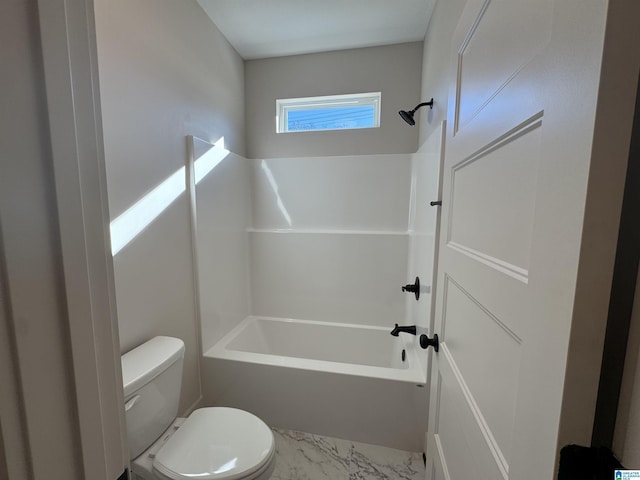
<box><xmin>398</xmin><ymin>98</ymin><xmax>434</xmax><ymax>126</ymax></box>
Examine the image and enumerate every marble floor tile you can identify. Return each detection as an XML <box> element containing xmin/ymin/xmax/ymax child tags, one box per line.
<box><xmin>271</xmin><ymin>428</ymin><xmax>425</xmax><ymax>480</ymax></box>
<box><xmin>271</xmin><ymin>429</ymin><xmax>350</xmax><ymax>480</ymax></box>
<box><xmin>348</xmin><ymin>441</ymin><xmax>424</xmax><ymax>480</ymax></box>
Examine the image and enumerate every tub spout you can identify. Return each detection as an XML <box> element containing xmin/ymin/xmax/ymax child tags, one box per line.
<box><xmin>390</xmin><ymin>324</ymin><xmax>417</xmax><ymax>337</ymax></box>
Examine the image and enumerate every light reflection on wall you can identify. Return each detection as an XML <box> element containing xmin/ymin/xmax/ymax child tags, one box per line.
<box><xmin>110</xmin><ymin>138</ymin><xmax>229</xmax><ymax>256</ymax></box>
<box><xmin>260</xmin><ymin>159</ymin><xmax>293</xmax><ymax>227</ymax></box>
<box><xmin>194</xmin><ymin>140</ymin><xmax>229</xmax><ymax>184</ymax></box>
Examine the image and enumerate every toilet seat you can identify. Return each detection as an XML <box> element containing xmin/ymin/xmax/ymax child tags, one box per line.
<box><xmin>152</xmin><ymin>407</ymin><xmax>275</xmax><ymax>480</ymax></box>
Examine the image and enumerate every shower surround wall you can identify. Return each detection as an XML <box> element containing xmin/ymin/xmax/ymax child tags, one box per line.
<box><xmin>195</xmin><ymin>149</ymin><xmax>252</xmax><ymax>353</ymax></box>
<box><xmin>405</xmin><ymin>124</ymin><xmax>446</xmax><ymax>376</ymax></box>
<box><xmin>249</xmin><ymin>154</ymin><xmax>412</xmax><ymax>327</ymax></box>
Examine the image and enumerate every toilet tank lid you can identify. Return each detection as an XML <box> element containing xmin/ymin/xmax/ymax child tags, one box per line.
<box><xmin>122</xmin><ymin>336</ymin><xmax>185</xmax><ymax>397</ymax></box>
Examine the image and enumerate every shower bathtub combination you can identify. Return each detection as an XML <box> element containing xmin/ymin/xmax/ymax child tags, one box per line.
<box><xmin>202</xmin><ymin>316</ymin><xmax>429</xmax><ymax>451</ymax></box>
<box><xmin>190</xmin><ymin>127</ymin><xmax>446</xmax><ymax>452</ymax></box>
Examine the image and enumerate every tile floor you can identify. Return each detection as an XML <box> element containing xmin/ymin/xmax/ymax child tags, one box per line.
<box><xmin>271</xmin><ymin>428</ymin><xmax>425</xmax><ymax>480</ymax></box>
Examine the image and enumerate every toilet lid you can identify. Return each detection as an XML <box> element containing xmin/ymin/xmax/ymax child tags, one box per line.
<box><xmin>153</xmin><ymin>407</ymin><xmax>275</xmax><ymax>480</ymax></box>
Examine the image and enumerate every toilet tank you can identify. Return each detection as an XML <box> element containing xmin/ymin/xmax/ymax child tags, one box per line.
<box><xmin>121</xmin><ymin>336</ymin><xmax>185</xmax><ymax>459</ymax></box>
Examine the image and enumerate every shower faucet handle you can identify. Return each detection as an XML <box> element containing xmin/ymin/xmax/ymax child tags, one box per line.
<box><xmin>401</xmin><ymin>276</ymin><xmax>420</xmax><ymax>300</ymax></box>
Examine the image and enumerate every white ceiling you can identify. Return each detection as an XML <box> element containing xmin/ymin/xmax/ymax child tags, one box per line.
<box><xmin>197</xmin><ymin>0</ymin><xmax>435</xmax><ymax>60</ymax></box>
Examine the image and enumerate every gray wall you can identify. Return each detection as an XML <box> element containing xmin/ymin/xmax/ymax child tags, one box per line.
<box><xmin>245</xmin><ymin>42</ymin><xmax>423</xmax><ymax>159</ymax></box>
<box><xmin>418</xmin><ymin>0</ymin><xmax>467</xmax><ymax>148</ymax></box>
<box><xmin>94</xmin><ymin>0</ymin><xmax>245</xmax><ymax>413</ymax></box>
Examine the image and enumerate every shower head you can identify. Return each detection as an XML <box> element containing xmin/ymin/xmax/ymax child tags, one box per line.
<box><xmin>398</xmin><ymin>98</ymin><xmax>434</xmax><ymax>126</ymax></box>
<box><xmin>399</xmin><ymin>109</ymin><xmax>416</xmax><ymax>126</ymax></box>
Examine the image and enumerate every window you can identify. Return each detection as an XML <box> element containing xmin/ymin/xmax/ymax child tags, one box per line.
<box><xmin>276</xmin><ymin>92</ymin><xmax>381</xmax><ymax>133</ymax></box>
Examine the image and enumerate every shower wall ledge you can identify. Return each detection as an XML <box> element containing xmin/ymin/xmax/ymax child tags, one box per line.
<box><xmin>247</xmin><ymin>228</ymin><xmax>409</xmax><ymax>236</ymax></box>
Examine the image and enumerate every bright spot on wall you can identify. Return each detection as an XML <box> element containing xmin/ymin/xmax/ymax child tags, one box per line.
<box><xmin>110</xmin><ymin>137</ymin><xmax>227</xmax><ymax>256</ymax></box>
<box><xmin>194</xmin><ymin>138</ymin><xmax>229</xmax><ymax>185</ymax></box>
<box><xmin>260</xmin><ymin>160</ymin><xmax>292</xmax><ymax>227</ymax></box>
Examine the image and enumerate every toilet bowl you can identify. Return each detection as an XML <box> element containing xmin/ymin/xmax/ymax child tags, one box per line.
<box><xmin>122</xmin><ymin>336</ymin><xmax>275</xmax><ymax>480</ymax></box>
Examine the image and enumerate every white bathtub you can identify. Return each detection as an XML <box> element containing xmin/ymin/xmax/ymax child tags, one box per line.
<box><xmin>202</xmin><ymin>316</ymin><xmax>429</xmax><ymax>451</ymax></box>
<box><xmin>210</xmin><ymin>316</ymin><xmax>425</xmax><ymax>382</ymax></box>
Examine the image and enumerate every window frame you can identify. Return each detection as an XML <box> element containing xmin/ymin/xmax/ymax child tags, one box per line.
<box><xmin>276</xmin><ymin>92</ymin><xmax>381</xmax><ymax>133</ymax></box>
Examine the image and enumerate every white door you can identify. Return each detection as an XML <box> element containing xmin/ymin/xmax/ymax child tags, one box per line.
<box><xmin>425</xmin><ymin>0</ymin><xmax>637</xmax><ymax>478</ymax></box>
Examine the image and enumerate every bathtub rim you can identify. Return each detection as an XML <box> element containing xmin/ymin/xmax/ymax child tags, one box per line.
<box><xmin>204</xmin><ymin>315</ymin><xmax>427</xmax><ymax>385</ymax></box>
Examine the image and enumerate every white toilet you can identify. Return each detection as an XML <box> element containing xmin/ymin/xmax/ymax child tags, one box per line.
<box><xmin>121</xmin><ymin>336</ymin><xmax>275</xmax><ymax>480</ymax></box>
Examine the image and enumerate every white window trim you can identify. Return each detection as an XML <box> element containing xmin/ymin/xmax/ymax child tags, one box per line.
<box><xmin>276</xmin><ymin>92</ymin><xmax>381</xmax><ymax>133</ymax></box>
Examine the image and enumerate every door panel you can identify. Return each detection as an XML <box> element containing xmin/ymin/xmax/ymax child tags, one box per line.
<box><xmin>428</xmin><ymin>423</ymin><xmax>450</xmax><ymax>480</ymax></box>
<box><xmin>429</xmin><ymin>360</ymin><xmax>507</xmax><ymax>479</ymax></box>
<box><xmin>442</xmin><ymin>275</ymin><xmax>521</xmax><ymax>459</ymax></box>
<box><xmin>448</xmin><ymin>114</ymin><xmax>542</xmax><ymax>279</ymax></box>
<box><xmin>455</xmin><ymin>0</ymin><xmax>552</xmax><ymax>132</ymax></box>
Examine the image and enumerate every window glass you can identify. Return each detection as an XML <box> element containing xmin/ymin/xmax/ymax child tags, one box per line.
<box><xmin>277</xmin><ymin>93</ymin><xmax>381</xmax><ymax>133</ymax></box>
